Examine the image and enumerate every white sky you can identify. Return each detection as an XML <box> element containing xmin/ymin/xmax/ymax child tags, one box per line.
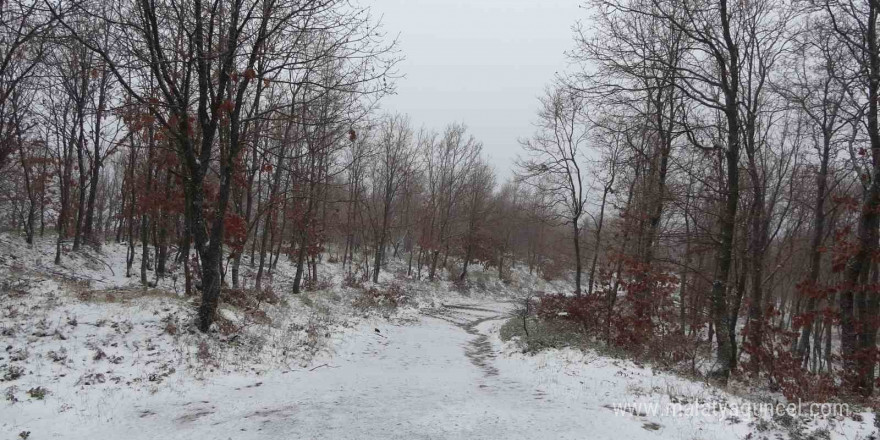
<box><xmin>366</xmin><ymin>0</ymin><xmax>582</xmax><ymax>179</ymax></box>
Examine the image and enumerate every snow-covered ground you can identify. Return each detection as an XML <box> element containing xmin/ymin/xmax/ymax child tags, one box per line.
<box><xmin>1</xmin><ymin>234</ymin><xmax>876</xmax><ymax>439</ymax></box>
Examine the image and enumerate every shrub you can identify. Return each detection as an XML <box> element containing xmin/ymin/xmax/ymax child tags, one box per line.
<box><xmin>343</xmin><ymin>269</ymin><xmax>368</xmax><ymax>289</ymax></box>
<box><xmin>499</xmin><ymin>316</ymin><xmax>585</xmax><ymax>353</ymax></box>
<box><xmin>47</xmin><ymin>348</ymin><xmax>67</xmax><ymax>363</ymax></box>
<box><xmin>536</xmin><ymin>293</ymin><xmax>604</xmax><ymax>335</ymax></box>
<box><xmin>4</xmin><ymin>386</ymin><xmax>17</xmax><ymax>403</ymax></box>
<box><xmin>539</xmin><ymin>256</ymin><xmax>570</xmax><ymax>282</ymax></box>
<box><xmin>2</xmin><ymin>365</ymin><xmax>24</xmax><ymax>381</ymax></box>
<box><xmin>298</xmin><ymin>294</ymin><xmax>314</xmax><ymax>308</ymax></box>
<box><xmin>0</xmin><ymin>279</ymin><xmax>29</xmax><ymax>298</ymax></box>
<box><xmin>741</xmin><ymin>310</ymin><xmax>841</xmax><ymax>401</ymax></box>
<box><xmin>164</xmin><ymin>321</ymin><xmax>178</xmax><ymax>336</ymax></box>
<box><xmin>196</xmin><ymin>341</ymin><xmax>211</xmax><ymax>361</ymax></box>
<box><xmin>27</xmin><ymin>387</ymin><xmax>47</xmax><ymax>400</ymax></box>
<box><xmin>451</xmin><ymin>278</ymin><xmax>470</xmax><ymax>294</ymax></box>
<box><xmin>217</xmin><ymin>287</ymin><xmax>276</xmax><ymax>328</ymax></box>
<box><xmin>256</xmin><ymin>287</ymin><xmax>281</xmax><ymax>305</ymax></box>
<box><xmin>303</xmin><ymin>277</ymin><xmax>333</xmax><ymax>292</ymax></box>
<box><xmin>221</xmin><ymin>286</ymin><xmax>279</xmax><ymax>309</ymax></box>
<box><xmin>532</xmin><ymin>260</ymin><xmax>703</xmax><ymax>372</ymax></box>
<box><xmin>353</xmin><ymin>283</ymin><xmax>407</xmax><ymax>311</ymax></box>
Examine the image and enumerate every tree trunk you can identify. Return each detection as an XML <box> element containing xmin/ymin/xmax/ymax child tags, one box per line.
<box><xmin>710</xmin><ymin>108</ymin><xmax>741</xmax><ymax>382</ymax></box>
<box><xmin>840</xmin><ymin>2</ymin><xmax>880</xmax><ymax>394</ymax></box>
<box><xmin>83</xmin><ymin>71</ymin><xmax>108</xmax><ymax>248</ymax></box>
<box><xmin>588</xmin><ymin>184</ymin><xmax>611</xmax><ymax>295</ymax></box>
<box><xmin>796</xmin><ymin>129</ymin><xmax>832</xmax><ymax>365</ymax></box>
<box><xmin>573</xmin><ymin>220</ymin><xmax>582</xmax><ymax>296</ymax></box>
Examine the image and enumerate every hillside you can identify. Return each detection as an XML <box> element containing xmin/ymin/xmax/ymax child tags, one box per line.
<box><xmin>0</xmin><ymin>235</ymin><xmax>872</xmax><ymax>439</ymax></box>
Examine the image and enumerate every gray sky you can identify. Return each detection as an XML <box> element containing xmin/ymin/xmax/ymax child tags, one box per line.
<box><xmin>367</xmin><ymin>0</ymin><xmax>581</xmax><ymax>179</ymax></box>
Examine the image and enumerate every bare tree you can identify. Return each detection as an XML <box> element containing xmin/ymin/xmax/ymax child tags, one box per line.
<box><xmin>458</xmin><ymin>158</ymin><xmax>495</xmax><ymax>281</ymax></box>
<box><xmin>0</xmin><ymin>0</ymin><xmax>53</xmax><ymax>171</ymax></box>
<box><xmin>517</xmin><ymin>83</ymin><xmax>589</xmax><ymax>295</ymax></box>
<box><xmin>367</xmin><ymin>113</ymin><xmax>414</xmax><ymax>283</ymax></box>
<box><xmin>422</xmin><ymin>123</ymin><xmax>481</xmax><ymax>281</ymax></box>
<box><xmin>52</xmin><ymin>0</ymin><xmax>397</xmax><ymax>330</ymax></box>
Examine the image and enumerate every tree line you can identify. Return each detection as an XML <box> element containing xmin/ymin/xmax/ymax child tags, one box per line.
<box><xmin>0</xmin><ymin>0</ymin><xmax>582</xmax><ymax>339</ymax></box>
<box><xmin>6</xmin><ymin>0</ymin><xmax>876</xmax><ymax>400</ymax></box>
<box><xmin>517</xmin><ymin>0</ymin><xmax>880</xmax><ymax>398</ymax></box>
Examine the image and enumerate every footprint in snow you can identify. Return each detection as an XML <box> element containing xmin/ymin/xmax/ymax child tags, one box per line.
<box><xmin>642</xmin><ymin>422</ymin><xmax>662</xmax><ymax>431</ymax></box>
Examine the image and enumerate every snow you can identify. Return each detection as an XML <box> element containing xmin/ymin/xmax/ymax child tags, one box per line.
<box><xmin>1</xmin><ymin>233</ymin><xmax>876</xmax><ymax>439</ymax></box>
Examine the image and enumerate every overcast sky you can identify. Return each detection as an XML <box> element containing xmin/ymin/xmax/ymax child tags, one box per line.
<box><xmin>366</xmin><ymin>0</ymin><xmax>582</xmax><ymax>179</ymax></box>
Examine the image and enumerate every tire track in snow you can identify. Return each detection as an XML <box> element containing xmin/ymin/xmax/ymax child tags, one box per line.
<box><xmin>422</xmin><ymin>303</ymin><xmax>511</xmax><ymax>378</ymax></box>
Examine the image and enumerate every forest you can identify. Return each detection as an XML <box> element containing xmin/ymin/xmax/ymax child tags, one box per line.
<box><xmin>2</xmin><ymin>0</ymin><xmax>880</xmax><ymax>438</ymax></box>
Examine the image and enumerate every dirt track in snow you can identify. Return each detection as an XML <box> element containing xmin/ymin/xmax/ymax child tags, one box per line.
<box><xmin>10</xmin><ymin>300</ymin><xmax>800</xmax><ymax>440</ymax></box>
<box><xmin>42</xmin><ymin>301</ymin><xmax>609</xmax><ymax>439</ymax></box>
<box><xmin>422</xmin><ymin>303</ymin><xmax>507</xmax><ymax>377</ymax></box>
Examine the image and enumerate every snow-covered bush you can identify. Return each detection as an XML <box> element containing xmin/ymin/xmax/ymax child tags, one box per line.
<box><xmin>352</xmin><ymin>283</ymin><xmax>408</xmax><ymax>311</ymax></box>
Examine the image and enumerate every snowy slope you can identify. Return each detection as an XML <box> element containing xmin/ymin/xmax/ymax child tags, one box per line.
<box><xmin>1</xmin><ymin>234</ymin><xmax>876</xmax><ymax>439</ymax></box>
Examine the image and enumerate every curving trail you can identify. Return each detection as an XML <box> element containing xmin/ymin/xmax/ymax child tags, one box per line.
<box><xmin>40</xmin><ymin>301</ymin><xmax>766</xmax><ymax>440</ymax></box>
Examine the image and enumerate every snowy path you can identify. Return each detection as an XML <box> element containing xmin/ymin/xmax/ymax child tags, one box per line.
<box><xmin>24</xmin><ymin>301</ymin><xmax>599</xmax><ymax>439</ymax></box>
<box><xmin>3</xmin><ymin>238</ymin><xmax>871</xmax><ymax>439</ymax></box>
<box><xmin>12</xmin><ymin>300</ymin><xmax>854</xmax><ymax>439</ymax></box>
